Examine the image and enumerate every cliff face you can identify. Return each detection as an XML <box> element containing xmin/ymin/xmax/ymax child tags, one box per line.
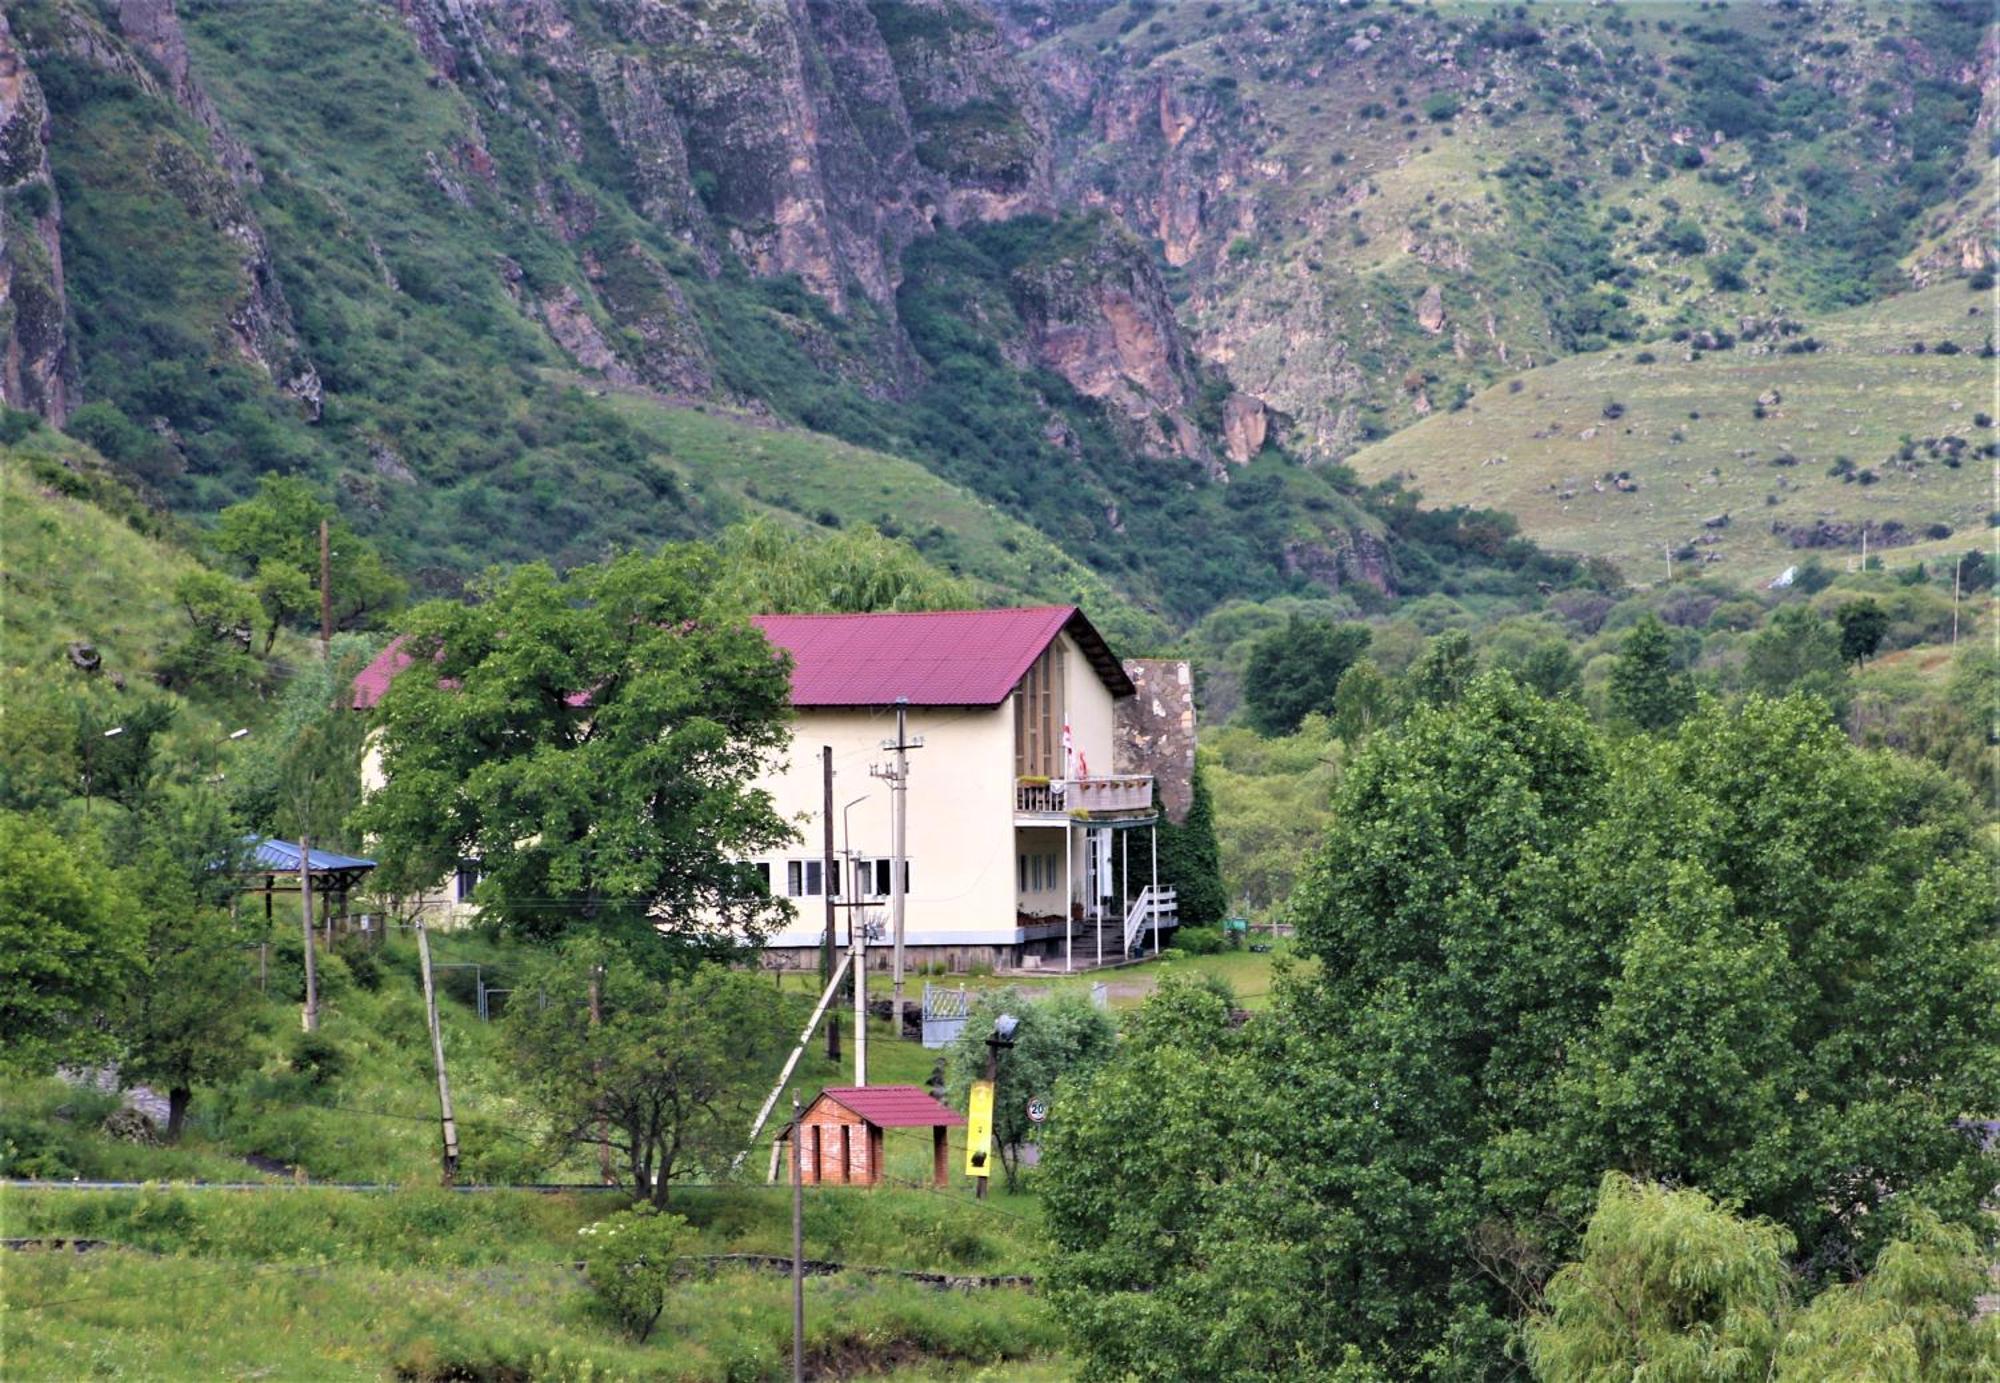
<box><xmin>17</xmin><ymin>0</ymin><xmax>319</xmax><ymax>418</ymax></box>
<box><xmin>0</xmin><ymin>12</ymin><xmax>69</xmax><ymax>424</ymax></box>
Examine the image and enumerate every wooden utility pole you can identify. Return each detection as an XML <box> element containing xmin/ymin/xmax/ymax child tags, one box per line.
<box><xmin>790</xmin><ymin>1096</ymin><xmax>805</xmax><ymax>1383</ymax></box>
<box><xmin>416</xmin><ymin>921</ymin><xmax>461</xmax><ymax>1186</ymax></box>
<box><xmin>298</xmin><ymin>836</ymin><xmax>319</xmax><ymax>1032</ymax></box>
<box><xmin>318</xmin><ymin>518</ymin><xmax>333</xmax><ymax>659</ymax></box>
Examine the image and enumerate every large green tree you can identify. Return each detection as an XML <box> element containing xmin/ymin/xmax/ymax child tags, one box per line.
<box><xmin>115</xmin><ymin>789</ymin><xmax>261</xmax><ymax>1138</ymax></box>
<box><xmin>354</xmin><ymin>549</ymin><xmax>796</xmax><ymax>955</ymax></box>
<box><xmin>1606</xmin><ymin>613</ymin><xmax>1694</xmax><ymax>732</ymax></box>
<box><xmin>0</xmin><ymin>815</ymin><xmax>141</xmax><ymax>1073</ymax></box>
<box><xmin>1743</xmin><ymin>605</ymin><xmax>1849</xmax><ymax>717</ymax></box>
<box><xmin>1242</xmin><ymin>617</ymin><xmax>1373</xmax><ymax>735</ymax></box>
<box><xmin>1043</xmin><ymin>676</ymin><xmax>2000</xmax><ymax>1378</ymax></box>
<box><xmin>212</xmin><ymin>474</ymin><xmax>405</xmax><ymax>647</ymax></box>
<box><xmin>501</xmin><ymin>940</ymin><xmax>783</xmax><ymax>1204</ymax></box>
<box><xmin>1155</xmin><ymin>767</ymin><xmax>1226</xmax><ymax>928</ymax></box>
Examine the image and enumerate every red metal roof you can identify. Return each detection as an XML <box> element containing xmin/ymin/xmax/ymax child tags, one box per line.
<box><xmin>353</xmin><ymin>606</ymin><xmax>1134</xmax><ymax>712</ymax></box>
<box><xmin>813</xmin><ymin>1085</ymin><xmax>966</xmax><ymax>1128</ymax></box>
<box><xmin>350</xmin><ymin>635</ymin><xmax>414</xmax><ymax>710</ymax></box>
<box><xmin>751</xmin><ymin>607</ymin><xmax>1134</xmax><ymax>707</ymax></box>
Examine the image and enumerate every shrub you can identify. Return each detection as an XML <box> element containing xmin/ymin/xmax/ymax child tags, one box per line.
<box><xmin>289</xmin><ymin>1031</ymin><xmax>346</xmax><ymax>1089</ymax></box>
<box><xmin>579</xmin><ymin>1204</ymin><xmax>689</xmax><ymax>1342</ymax></box>
<box><xmin>1171</xmin><ymin>925</ymin><xmax>1227</xmax><ymax>956</ymax></box>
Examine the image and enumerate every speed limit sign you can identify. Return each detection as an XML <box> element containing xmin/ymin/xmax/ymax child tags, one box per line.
<box><xmin>1025</xmin><ymin>1096</ymin><xmax>1049</xmax><ymax>1124</ymax></box>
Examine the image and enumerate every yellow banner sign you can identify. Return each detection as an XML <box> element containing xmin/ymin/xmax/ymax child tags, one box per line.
<box><xmin>964</xmin><ymin>1079</ymin><xmax>995</xmax><ymax>1178</ymax></box>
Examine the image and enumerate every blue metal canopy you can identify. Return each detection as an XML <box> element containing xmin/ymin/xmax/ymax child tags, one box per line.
<box><xmin>243</xmin><ymin>836</ymin><xmax>376</xmax><ymax>874</ymax></box>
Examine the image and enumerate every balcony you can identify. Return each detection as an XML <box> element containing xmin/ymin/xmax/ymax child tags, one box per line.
<box><xmin>1015</xmin><ymin>774</ymin><xmax>1154</xmax><ymax>818</ymax></box>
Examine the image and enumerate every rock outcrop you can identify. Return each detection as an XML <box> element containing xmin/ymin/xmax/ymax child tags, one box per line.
<box><xmin>1007</xmin><ymin>216</ymin><xmax>1208</xmax><ymax>462</ymax></box>
<box><xmin>0</xmin><ymin>12</ymin><xmax>70</xmax><ymax>424</ymax></box>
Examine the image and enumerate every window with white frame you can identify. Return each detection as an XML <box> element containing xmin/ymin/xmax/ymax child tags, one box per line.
<box><xmin>851</xmin><ymin>859</ymin><xmax>907</xmax><ymax>897</ymax></box>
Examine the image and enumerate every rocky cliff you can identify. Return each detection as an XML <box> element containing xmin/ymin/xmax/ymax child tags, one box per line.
<box><xmin>0</xmin><ymin>12</ymin><xmax>69</xmax><ymax>424</ymax></box>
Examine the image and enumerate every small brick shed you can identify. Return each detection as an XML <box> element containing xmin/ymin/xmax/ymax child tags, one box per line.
<box><xmin>787</xmin><ymin>1085</ymin><xmax>965</xmax><ymax>1188</ymax></box>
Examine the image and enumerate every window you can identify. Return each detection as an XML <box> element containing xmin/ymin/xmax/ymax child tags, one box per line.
<box><xmin>746</xmin><ymin>861</ymin><xmax>772</xmax><ymax>896</ymax></box>
<box><xmin>786</xmin><ymin>859</ymin><xmax>825</xmax><ymax>898</ymax></box>
<box><xmin>454</xmin><ymin>860</ymin><xmax>480</xmax><ymax>902</ymax></box>
<box><xmin>854</xmin><ymin>859</ymin><xmax>908</xmax><ymax>897</ymax></box>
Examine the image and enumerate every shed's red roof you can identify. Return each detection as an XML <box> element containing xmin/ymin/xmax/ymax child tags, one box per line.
<box><xmin>751</xmin><ymin>607</ymin><xmax>1133</xmax><ymax>707</ymax></box>
<box><xmin>812</xmin><ymin>1085</ymin><xmax>965</xmax><ymax>1128</ymax></box>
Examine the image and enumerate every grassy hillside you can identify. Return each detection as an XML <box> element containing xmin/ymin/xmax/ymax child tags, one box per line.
<box><xmin>601</xmin><ymin>390</ymin><xmax>1168</xmax><ymax>642</ymax></box>
<box><xmin>1036</xmin><ymin>0</ymin><xmax>1991</xmax><ymax>450</ymax></box>
<box><xmin>1340</xmin><ymin>283</ymin><xmax>1993</xmax><ymax>585</ymax></box>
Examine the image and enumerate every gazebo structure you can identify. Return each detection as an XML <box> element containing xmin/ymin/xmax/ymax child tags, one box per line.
<box><xmin>239</xmin><ymin>837</ymin><xmax>377</xmax><ymax>942</ymax></box>
<box><xmin>786</xmin><ymin>1085</ymin><xmax>964</xmax><ymax>1188</ymax></box>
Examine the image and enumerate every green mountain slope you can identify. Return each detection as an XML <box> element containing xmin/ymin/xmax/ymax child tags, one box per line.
<box><xmin>3</xmin><ymin>0</ymin><xmax>1987</xmax><ymax>625</ymax></box>
<box><xmin>1341</xmin><ymin>282</ymin><xmax>1993</xmax><ymax>586</ymax></box>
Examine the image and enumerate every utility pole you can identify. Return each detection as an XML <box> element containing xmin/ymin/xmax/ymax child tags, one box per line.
<box><xmin>821</xmin><ymin>747</ymin><xmax>837</xmax><ymax>974</ymax></box>
<box><xmin>871</xmin><ymin>699</ymin><xmax>922</xmax><ymax>1039</ymax></box>
<box><xmin>842</xmin><ymin>794</ymin><xmax>869</xmax><ymax>1086</ymax></box>
<box><xmin>416</xmin><ymin>921</ymin><xmax>461</xmax><ymax>1186</ymax></box>
<box><xmin>318</xmin><ymin>518</ymin><xmax>333</xmax><ymax>660</ymax></box>
<box><xmin>790</xmin><ymin>1095</ymin><xmax>806</xmax><ymax>1383</ymax></box>
<box><xmin>298</xmin><ymin>837</ymin><xmax>319</xmax><ymax>1032</ymax></box>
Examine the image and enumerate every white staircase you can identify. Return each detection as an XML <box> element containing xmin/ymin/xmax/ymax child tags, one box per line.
<box><xmin>1122</xmin><ymin>885</ymin><xmax>1177</xmax><ymax>957</ymax></box>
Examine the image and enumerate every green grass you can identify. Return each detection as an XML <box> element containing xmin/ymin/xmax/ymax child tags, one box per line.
<box><xmin>1343</xmin><ymin>283</ymin><xmax>1991</xmax><ymax>586</ymax></box>
<box><xmin>1</xmin><ymin>1250</ymin><xmax>1063</xmax><ymax>1381</ymax></box>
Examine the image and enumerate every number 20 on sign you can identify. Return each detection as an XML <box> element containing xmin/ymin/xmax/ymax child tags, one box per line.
<box><xmin>964</xmin><ymin>1079</ymin><xmax>995</xmax><ymax>1178</ymax></box>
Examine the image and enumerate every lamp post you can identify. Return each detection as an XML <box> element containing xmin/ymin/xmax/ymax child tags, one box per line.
<box><xmin>975</xmin><ymin>1012</ymin><xmax>1019</xmax><ymax>1201</ymax></box>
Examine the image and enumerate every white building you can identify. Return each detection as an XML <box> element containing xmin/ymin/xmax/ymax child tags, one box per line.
<box><xmin>747</xmin><ymin>607</ymin><xmax>1178</xmax><ymax>971</ymax></box>
<box><xmin>352</xmin><ymin>605</ymin><xmax>1188</xmax><ymax>967</ymax></box>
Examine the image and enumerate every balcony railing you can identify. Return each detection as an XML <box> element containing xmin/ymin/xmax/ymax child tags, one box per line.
<box><xmin>1015</xmin><ymin>774</ymin><xmax>1154</xmax><ymax>816</ymax></box>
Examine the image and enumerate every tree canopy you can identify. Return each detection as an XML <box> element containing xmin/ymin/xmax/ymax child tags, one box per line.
<box><xmin>354</xmin><ymin>549</ymin><xmax>797</xmax><ymax>956</ymax></box>
<box><xmin>1242</xmin><ymin>617</ymin><xmax>1373</xmax><ymax>735</ymax></box>
<box><xmin>1043</xmin><ymin>674</ymin><xmax>2000</xmax><ymax>1378</ymax></box>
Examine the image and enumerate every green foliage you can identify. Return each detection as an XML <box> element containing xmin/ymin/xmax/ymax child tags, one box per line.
<box><xmin>212</xmin><ymin>475</ymin><xmax>405</xmax><ymax>640</ymax></box>
<box><xmin>1607</xmin><ymin>612</ymin><xmax>1695</xmax><ymax>732</ymax></box>
<box><xmin>578</xmin><ymin>1203</ymin><xmax>690</xmax><ymax>1342</ymax></box>
<box><xmin>225</xmin><ymin>639</ymin><xmax>371</xmax><ymax>851</ymax></box>
<box><xmin>115</xmin><ymin>787</ymin><xmax>261</xmax><ymax>1137</ymax></box>
<box><xmin>354</xmin><ymin>549</ymin><xmax>795</xmax><ymax>953</ymax></box>
<box><xmin>1529</xmin><ymin>1174</ymin><xmax>2000</xmax><ymax>1381</ymax></box>
<box><xmin>1331</xmin><ymin>657</ymin><xmax>1394</xmax><ymax>742</ymax></box>
<box><xmin>945</xmin><ymin>988</ymin><xmax>1117</xmax><ymax>1193</ymax></box>
<box><xmin>1202</xmin><ymin>716</ymin><xmax>1342</xmax><ymax>915</ymax></box>
<box><xmin>0</xmin><ymin>815</ymin><xmax>140</xmax><ymax>1073</ymax></box>
<box><xmin>1835</xmin><ymin>597</ymin><xmax>1888</xmax><ymax>665</ymax></box>
<box><xmin>501</xmin><ymin>942</ymin><xmax>784</xmax><ymax>1203</ymax></box>
<box><xmin>707</xmin><ymin>517</ymin><xmax>975</xmax><ymax>614</ymax></box>
<box><xmin>1742</xmin><ymin>605</ymin><xmax>1849</xmax><ymax>718</ymax></box>
<box><xmin>1048</xmin><ymin>678</ymin><xmax>2000</xmax><ymax>1377</ymax></box>
<box><xmin>1155</xmin><ymin>767</ymin><xmax>1226</xmax><ymax>927</ymax></box>
<box><xmin>1398</xmin><ymin>627</ymin><xmax>1477</xmax><ymax>710</ymax></box>
<box><xmin>1242</xmin><ymin>616</ymin><xmax>1373</xmax><ymax>735</ymax></box>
